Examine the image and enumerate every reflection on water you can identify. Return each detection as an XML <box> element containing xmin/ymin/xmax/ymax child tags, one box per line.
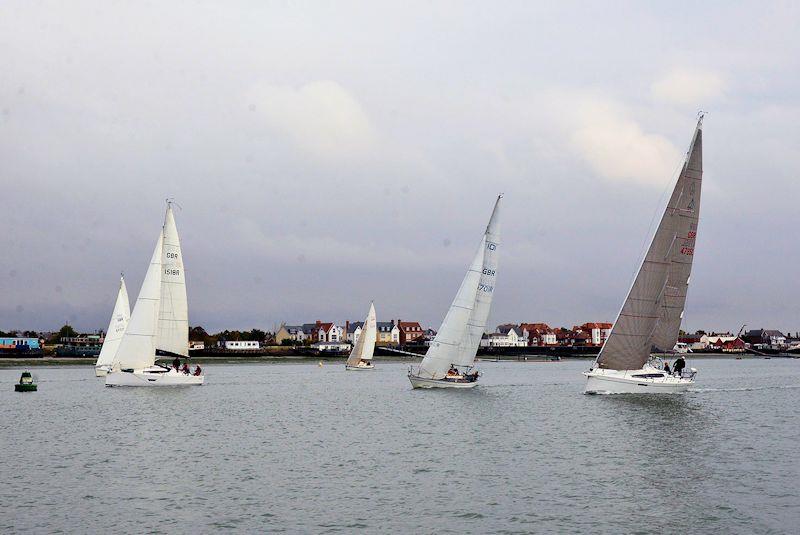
<box><xmin>1</xmin><ymin>358</ymin><xmax>798</xmax><ymax>533</ymax></box>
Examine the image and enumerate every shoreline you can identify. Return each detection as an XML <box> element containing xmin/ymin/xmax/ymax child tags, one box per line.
<box><xmin>0</xmin><ymin>352</ymin><xmax>790</xmax><ymax>368</ymax></box>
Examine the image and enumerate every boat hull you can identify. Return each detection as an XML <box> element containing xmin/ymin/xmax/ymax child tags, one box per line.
<box><xmin>95</xmin><ymin>366</ymin><xmax>110</xmax><ymax>377</ymax></box>
<box><xmin>15</xmin><ymin>384</ymin><xmax>37</xmax><ymax>392</ymax></box>
<box><xmin>345</xmin><ymin>363</ymin><xmax>375</xmax><ymax>371</ymax></box>
<box><xmin>584</xmin><ymin>367</ymin><xmax>695</xmax><ymax>394</ymax></box>
<box><xmin>105</xmin><ymin>368</ymin><xmax>204</xmax><ymax>387</ymax></box>
<box><xmin>408</xmin><ymin>374</ymin><xmax>478</xmax><ymax>389</ymax></box>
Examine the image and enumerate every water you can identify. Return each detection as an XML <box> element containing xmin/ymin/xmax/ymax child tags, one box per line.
<box><xmin>1</xmin><ymin>359</ymin><xmax>799</xmax><ymax>534</ymax></box>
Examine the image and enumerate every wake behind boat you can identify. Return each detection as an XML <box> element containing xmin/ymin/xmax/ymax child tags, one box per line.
<box><xmin>346</xmin><ymin>302</ymin><xmax>377</xmax><ymax>371</ymax></box>
<box><xmin>408</xmin><ymin>195</ymin><xmax>501</xmax><ymax>389</ymax></box>
<box><xmin>94</xmin><ymin>275</ymin><xmax>130</xmax><ymax>376</ymax></box>
<box><xmin>106</xmin><ymin>202</ymin><xmax>203</xmax><ymax>387</ymax></box>
<box><xmin>585</xmin><ymin>116</ymin><xmax>704</xmax><ymax>394</ymax></box>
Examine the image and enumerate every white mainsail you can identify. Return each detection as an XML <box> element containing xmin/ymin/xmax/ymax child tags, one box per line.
<box><xmin>157</xmin><ymin>204</ymin><xmax>189</xmax><ymax>357</ymax></box>
<box><xmin>597</xmin><ymin>118</ymin><xmax>704</xmax><ymax>371</ymax></box>
<box><xmin>459</xmin><ymin>195</ymin><xmax>501</xmax><ymax>362</ymax></box>
<box><xmin>347</xmin><ymin>302</ymin><xmax>377</xmax><ymax>366</ymax></box>
<box><xmin>418</xmin><ymin>195</ymin><xmax>502</xmax><ymax>379</ymax></box>
<box><xmin>95</xmin><ymin>275</ymin><xmax>131</xmax><ymax>369</ymax></box>
<box><xmin>112</xmin><ymin>232</ymin><xmax>163</xmax><ymax>371</ymax></box>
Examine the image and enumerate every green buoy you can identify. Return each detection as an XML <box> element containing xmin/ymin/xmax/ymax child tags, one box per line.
<box><xmin>15</xmin><ymin>371</ymin><xmax>37</xmax><ymax>392</ymax></box>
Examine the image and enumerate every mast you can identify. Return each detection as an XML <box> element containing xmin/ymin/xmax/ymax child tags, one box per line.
<box><xmin>596</xmin><ymin>117</ymin><xmax>704</xmax><ymax>371</ymax></box>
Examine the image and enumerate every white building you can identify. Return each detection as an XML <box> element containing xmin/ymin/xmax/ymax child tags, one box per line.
<box><xmin>224</xmin><ymin>340</ymin><xmax>260</xmax><ymax>350</ymax></box>
<box><xmin>481</xmin><ymin>326</ymin><xmax>527</xmax><ymax>347</ymax></box>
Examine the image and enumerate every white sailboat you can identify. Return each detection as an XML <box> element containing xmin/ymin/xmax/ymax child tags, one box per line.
<box><xmin>585</xmin><ymin>116</ymin><xmax>704</xmax><ymax>394</ymax></box>
<box><xmin>106</xmin><ymin>202</ymin><xmax>203</xmax><ymax>387</ymax></box>
<box><xmin>408</xmin><ymin>195</ymin><xmax>501</xmax><ymax>389</ymax></box>
<box><xmin>345</xmin><ymin>302</ymin><xmax>377</xmax><ymax>370</ymax></box>
<box><xmin>94</xmin><ymin>275</ymin><xmax>130</xmax><ymax>376</ymax></box>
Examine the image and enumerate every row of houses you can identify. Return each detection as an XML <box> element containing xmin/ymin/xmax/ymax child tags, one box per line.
<box><xmin>480</xmin><ymin>322</ymin><xmax>614</xmax><ymax>348</ymax></box>
<box><xmin>679</xmin><ymin>329</ymin><xmax>799</xmax><ymax>352</ymax></box>
<box><xmin>274</xmin><ymin>320</ymin><xmax>431</xmax><ymax>347</ymax></box>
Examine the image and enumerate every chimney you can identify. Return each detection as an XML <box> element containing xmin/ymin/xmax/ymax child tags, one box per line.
<box><xmin>316</xmin><ymin>320</ymin><xmax>321</xmax><ymax>326</ymax></box>
<box><xmin>346</xmin><ymin>320</ymin><xmax>350</xmax><ymax>333</ymax></box>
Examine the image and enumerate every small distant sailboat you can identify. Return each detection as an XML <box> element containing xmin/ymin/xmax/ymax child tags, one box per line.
<box><xmin>346</xmin><ymin>302</ymin><xmax>376</xmax><ymax>371</ymax></box>
<box><xmin>585</xmin><ymin>116</ymin><xmax>704</xmax><ymax>394</ymax></box>
<box><xmin>106</xmin><ymin>202</ymin><xmax>203</xmax><ymax>387</ymax></box>
<box><xmin>408</xmin><ymin>195</ymin><xmax>501</xmax><ymax>389</ymax></box>
<box><xmin>94</xmin><ymin>275</ymin><xmax>130</xmax><ymax>376</ymax></box>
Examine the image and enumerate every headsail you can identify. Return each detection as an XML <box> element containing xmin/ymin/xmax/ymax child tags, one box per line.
<box><xmin>95</xmin><ymin>275</ymin><xmax>131</xmax><ymax>369</ymax></box>
<box><xmin>597</xmin><ymin>118</ymin><xmax>704</xmax><ymax>371</ymax></box>
<box><xmin>113</xmin><ymin>232</ymin><xmax>163</xmax><ymax>370</ymax></box>
<box><xmin>418</xmin><ymin>195</ymin><xmax>501</xmax><ymax>379</ymax></box>
<box><xmin>347</xmin><ymin>302</ymin><xmax>377</xmax><ymax>366</ymax></box>
<box><xmin>157</xmin><ymin>203</ymin><xmax>189</xmax><ymax>357</ymax></box>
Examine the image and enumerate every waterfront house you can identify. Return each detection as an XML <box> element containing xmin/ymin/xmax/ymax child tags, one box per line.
<box><xmin>481</xmin><ymin>325</ymin><xmax>526</xmax><ymax>347</ymax></box>
<box><xmin>224</xmin><ymin>340</ymin><xmax>260</xmax><ymax>350</ymax></box>
<box><xmin>397</xmin><ymin>321</ymin><xmax>424</xmax><ymax>344</ymax></box>
<box><xmin>743</xmin><ymin>329</ymin><xmax>787</xmax><ymax>349</ymax></box>
<box><xmin>275</xmin><ymin>324</ymin><xmax>308</xmax><ymax>344</ymax></box>
<box><xmin>345</xmin><ymin>321</ymin><xmax>364</xmax><ymax>344</ymax></box>
<box><xmin>708</xmin><ymin>336</ymin><xmax>746</xmax><ymax>353</ymax></box>
<box><xmin>519</xmin><ymin>323</ymin><xmax>557</xmax><ymax>346</ymax></box>
<box><xmin>312</xmin><ymin>341</ymin><xmax>350</xmax><ymax>353</ymax></box>
<box><xmin>377</xmin><ymin>322</ymin><xmax>400</xmax><ymax>345</ymax></box>
<box><xmin>575</xmin><ymin>322</ymin><xmax>613</xmax><ymax>346</ymax></box>
<box><xmin>678</xmin><ymin>334</ymin><xmax>710</xmax><ymax>351</ymax></box>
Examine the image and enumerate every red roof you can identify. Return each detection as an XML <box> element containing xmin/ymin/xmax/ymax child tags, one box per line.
<box><xmin>398</xmin><ymin>321</ymin><xmax>422</xmax><ymax>332</ymax></box>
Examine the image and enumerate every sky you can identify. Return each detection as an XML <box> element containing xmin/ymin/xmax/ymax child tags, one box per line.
<box><xmin>1</xmin><ymin>1</ymin><xmax>799</xmax><ymax>335</ymax></box>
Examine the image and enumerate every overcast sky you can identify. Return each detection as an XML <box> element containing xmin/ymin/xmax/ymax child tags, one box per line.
<box><xmin>2</xmin><ymin>1</ymin><xmax>799</xmax><ymax>335</ymax></box>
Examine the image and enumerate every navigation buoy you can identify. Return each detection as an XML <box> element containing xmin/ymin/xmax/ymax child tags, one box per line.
<box><xmin>15</xmin><ymin>371</ymin><xmax>37</xmax><ymax>392</ymax></box>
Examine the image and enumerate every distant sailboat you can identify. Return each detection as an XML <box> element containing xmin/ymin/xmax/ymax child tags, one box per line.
<box><xmin>106</xmin><ymin>202</ymin><xmax>203</xmax><ymax>386</ymax></box>
<box><xmin>408</xmin><ymin>195</ymin><xmax>501</xmax><ymax>389</ymax></box>
<box><xmin>346</xmin><ymin>302</ymin><xmax>376</xmax><ymax>370</ymax></box>
<box><xmin>585</xmin><ymin>116</ymin><xmax>704</xmax><ymax>394</ymax></box>
<box><xmin>94</xmin><ymin>275</ymin><xmax>130</xmax><ymax>376</ymax></box>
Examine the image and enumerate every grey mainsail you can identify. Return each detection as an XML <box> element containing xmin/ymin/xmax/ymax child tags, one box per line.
<box><xmin>597</xmin><ymin>118</ymin><xmax>704</xmax><ymax>371</ymax></box>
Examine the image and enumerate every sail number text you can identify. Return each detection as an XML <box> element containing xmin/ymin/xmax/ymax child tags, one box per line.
<box><xmin>482</xmin><ymin>268</ymin><xmax>496</xmax><ymax>276</ymax></box>
<box><xmin>164</xmin><ymin>268</ymin><xmax>181</xmax><ymax>276</ymax></box>
<box><xmin>479</xmin><ymin>283</ymin><xmax>494</xmax><ymax>293</ymax></box>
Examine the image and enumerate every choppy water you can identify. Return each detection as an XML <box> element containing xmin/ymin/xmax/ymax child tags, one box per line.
<box><xmin>1</xmin><ymin>359</ymin><xmax>799</xmax><ymax>534</ymax></box>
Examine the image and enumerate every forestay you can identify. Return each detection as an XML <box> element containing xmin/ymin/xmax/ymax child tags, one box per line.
<box><xmin>347</xmin><ymin>302</ymin><xmax>377</xmax><ymax>366</ymax></box>
<box><xmin>597</xmin><ymin>118</ymin><xmax>703</xmax><ymax>371</ymax></box>
<box><xmin>95</xmin><ymin>275</ymin><xmax>130</xmax><ymax>369</ymax></box>
<box><xmin>157</xmin><ymin>204</ymin><xmax>189</xmax><ymax>357</ymax></box>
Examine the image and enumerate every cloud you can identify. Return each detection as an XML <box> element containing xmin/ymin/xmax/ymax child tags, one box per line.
<box><xmin>651</xmin><ymin>68</ymin><xmax>726</xmax><ymax>107</ymax></box>
<box><xmin>564</xmin><ymin>96</ymin><xmax>682</xmax><ymax>186</ymax></box>
<box><xmin>246</xmin><ymin>80</ymin><xmax>377</xmax><ymax>160</ymax></box>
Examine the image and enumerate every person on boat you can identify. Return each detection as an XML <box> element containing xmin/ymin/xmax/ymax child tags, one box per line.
<box><xmin>181</xmin><ymin>362</ymin><xmax>190</xmax><ymax>374</ymax></box>
<box><xmin>663</xmin><ymin>361</ymin><xmax>671</xmax><ymax>374</ymax></box>
<box><xmin>447</xmin><ymin>366</ymin><xmax>459</xmax><ymax>377</ymax></box>
<box><xmin>173</xmin><ymin>356</ymin><xmax>181</xmax><ymax>370</ymax></box>
<box><xmin>193</xmin><ymin>365</ymin><xmax>202</xmax><ymax>376</ymax></box>
<box><xmin>673</xmin><ymin>356</ymin><xmax>686</xmax><ymax>376</ymax></box>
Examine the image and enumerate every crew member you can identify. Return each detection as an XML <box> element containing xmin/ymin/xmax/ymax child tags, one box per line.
<box><xmin>194</xmin><ymin>365</ymin><xmax>202</xmax><ymax>376</ymax></box>
<box><xmin>673</xmin><ymin>356</ymin><xmax>686</xmax><ymax>376</ymax></box>
<box><xmin>173</xmin><ymin>356</ymin><xmax>181</xmax><ymax>370</ymax></box>
<box><xmin>664</xmin><ymin>361</ymin><xmax>672</xmax><ymax>374</ymax></box>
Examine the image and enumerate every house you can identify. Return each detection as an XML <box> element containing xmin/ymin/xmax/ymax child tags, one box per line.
<box><xmin>678</xmin><ymin>334</ymin><xmax>710</xmax><ymax>351</ymax></box>
<box><xmin>481</xmin><ymin>325</ymin><xmax>526</xmax><ymax>347</ymax></box>
<box><xmin>576</xmin><ymin>322</ymin><xmax>613</xmax><ymax>346</ymax></box>
<box><xmin>377</xmin><ymin>322</ymin><xmax>400</xmax><ymax>345</ymax></box>
<box><xmin>743</xmin><ymin>329</ymin><xmax>787</xmax><ymax>349</ymax></box>
<box><xmin>708</xmin><ymin>336</ymin><xmax>746</xmax><ymax>353</ymax></box>
<box><xmin>275</xmin><ymin>324</ymin><xmax>309</xmax><ymax>344</ymax></box>
<box><xmin>189</xmin><ymin>341</ymin><xmax>205</xmax><ymax>350</ymax></box>
<box><xmin>314</xmin><ymin>321</ymin><xmax>344</xmax><ymax>343</ymax></box>
<box><xmin>345</xmin><ymin>321</ymin><xmax>364</xmax><ymax>344</ymax></box>
<box><xmin>312</xmin><ymin>341</ymin><xmax>351</xmax><ymax>353</ymax></box>
<box><xmin>224</xmin><ymin>340</ymin><xmax>260</xmax><ymax>350</ymax></box>
<box><xmin>397</xmin><ymin>321</ymin><xmax>424</xmax><ymax>344</ymax></box>
<box><xmin>519</xmin><ymin>323</ymin><xmax>557</xmax><ymax>346</ymax></box>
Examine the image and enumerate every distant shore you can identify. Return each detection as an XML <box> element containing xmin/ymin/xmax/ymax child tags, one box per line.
<box><xmin>0</xmin><ymin>352</ymin><xmax>792</xmax><ymax>368</ymax></box>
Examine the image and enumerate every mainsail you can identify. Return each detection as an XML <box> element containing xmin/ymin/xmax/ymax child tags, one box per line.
<box><xmin>347</xmin><ymin>302</ymin><xmax>377</xmax><ymax>366</ymax></box>
<box><xmin>418</xmin><ymin>195</ymin><xmax>502</xmax><ymax>379</ymax></box>
<box><xmin>113</xmin><ymin>232</ymin><xmax>163</xmax><ymax>370</ymax></box>
<box><xmin>459</xmin><ymin>195</ymin><xmax>501</xmax><ymax>362</ymax></box>
<box><xmin>597</xmin><ymin>118</ymin><xmax>704</xmax><ymax>371</ymax></box>
<box><xmin>95</xmin><ymin>275</ymin><xmax>130</xmax><ymax>369</ymax></box>
<box><xmin>157</xmin><ymin>203</ymin><xmax>189</xmax><ymax>357</ymax></box>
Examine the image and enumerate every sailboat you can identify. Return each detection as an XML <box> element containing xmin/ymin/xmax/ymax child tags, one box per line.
<box><xmin>584</xmin><ymin>116</ymin><xmax>704</xmax><ymax>394</ymax></box>
<box><xmin>106</xmin><ymin>202</ymin><xmax>203</xmax><ymax>386</ymax></box>
<box><xmin>408</xmin><ymin>195</ymin><xmax>501</xmax><ymax>389</ymax></box>
<box><xmin>94</xmin><ymin>275</ymin><xmax>131</xmax><ymax>376</ymax></box>
<box><xmin>345</xmin><ymin>302</ymin><xmax>377</xmax><ymax>370</ymax></box>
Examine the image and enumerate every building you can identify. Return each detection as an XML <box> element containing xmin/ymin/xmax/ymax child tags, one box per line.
<box><xmin>223</xmin><ymin>340</ymin><xmax>260</xmax><ymax>350</ymax></box>
<box><xmin>314</xmin><ymin>322</ymin><xmax>344</xmax><ymax>343</ymax></box>
<box><xmin>376</xmin><ymin>322</ymin><xmax>400</xmax><ymax>345</ymax></box>
<box><xmin>481</xmin><ymin>325</ymin><xmax>527</xmax><ymax>347</ymax></box>
<box><xmin>312</xmin><ymin>341</ymin><xmax>351</xmax><ymax>353</ymax></box>
<box><xmin>708</xmin><ymin>336</ymin><xmax>746</xmax><ymax>353</ymax></box>
<box><xmin>0</xmin><ymin>337</ymin><xmax>41</xmax><ymax>351</ymax></box>
<box><xmin>397</xmin><ymin>321</ymin><xmax>424</xmax><ymax>344</ymax></box>
<box><xmin>189</xmin><ymin>341</ymin><xmax>205</xmax><ymax>350</ymax></box>
<box><xmin>743</xmin><ymin>329</ymin><xmax>787</xmax><ymax>349</ymax></box>
<box><xmin>678</xmin><ymin>334</ymin><xmax>710</xmax><ymax>351</ymax></box>
<box><xmin>575</xmin><ymin>322</ymin><xmax>613</xmax><ymax>345</ymax></box>
<box><xmin>519</xmin><ymin>323</ymin><xmax>557</xmax><ymax>346</ymax></box>
<box><xmin>345</xmin><ymin>321</ymin><xmax>364</xmax><ymax>344</ymax></box>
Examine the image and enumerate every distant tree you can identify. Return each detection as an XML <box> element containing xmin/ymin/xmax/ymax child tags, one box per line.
<box><xmin>49</xmin><ymin>324</ymin><xmax>78</xmax><ymax>343</ymax></box>
<box><xmin>189</xmin><ymin>326</ymin><xmax>210</xmax><ymax>341</ymax></box>
<box><xmin>281</xmin><ymin>338</ymin><xmax>299</xmax><ymax>346</ymax></box>
<box><xmin>23</xmin><ymin>330</ymin><xmax>38</xmax><ymax>338</ymax></box>
<box><xmin>244</xmin><ymin>329</ymin><xmax>266</xmax><ymax>342</ymax></box>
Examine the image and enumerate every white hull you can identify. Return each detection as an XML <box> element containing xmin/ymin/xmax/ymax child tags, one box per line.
<box><xmin>345</xmin><ymin>363</ymin><xmax>375</xmax><ymax>371</ymax></box>
<box><xmin>105</xmin><ymin>367</ymin><xmax>204</xmax><ymax>387</ymax></box>
<box><xmin>584</xmin><ymin>366</ymin><xmax>695</xmax><ymax>394</ymax></box>
<box><xmin>95</xmin><ymin>366</ymin><xmax>110</xmax><ymax>377</ymax></box>
<box><xmin>408</xmin><ymin>374</ymin><xmax>478</xmax><ymax>389</ymax></box>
